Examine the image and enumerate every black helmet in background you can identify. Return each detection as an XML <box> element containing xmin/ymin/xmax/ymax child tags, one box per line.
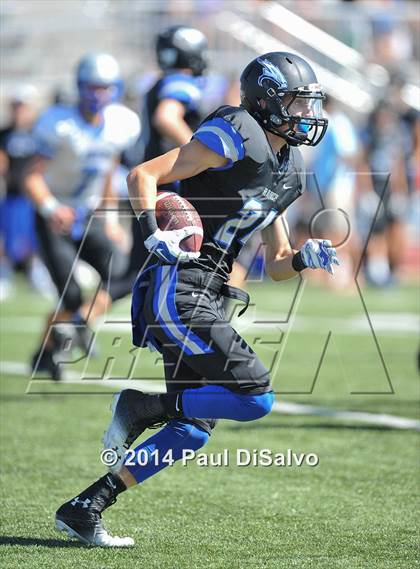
<box><xmin>156</xmin><ymin>25</ymin><xmax>208</xmax><ymax>76</ymax></box>
<box><xmin>240</xmin><ymin>52</ymin><xmax>328</xmax><ymax>146</ymax></box>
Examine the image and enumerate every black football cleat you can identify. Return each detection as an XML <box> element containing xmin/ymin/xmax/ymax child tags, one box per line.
<box><xmin>55</xmin><ymin>497</ymin><xmax>134</xmax><ymax>547</ymax></box>
<box><xmin>74</xmin><ymin>321</ymin><xmax>99</xmax><ymax>358</ymax></box>
<box><xmin>102</xmin><ymin>389</ymin><xmax>167</xmax><ymax>472</ymax></box>
<box><xmin>31</xmin><ymin>347</ymin><xmax>62</xmax><ymax>381</ymax></box>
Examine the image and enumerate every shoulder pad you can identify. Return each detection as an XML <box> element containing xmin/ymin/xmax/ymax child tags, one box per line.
<box><xmin>212</xmin><ymin>106</ymin><xmax>270</xmax><ymax>164</ymax></box>
<box><xmin>32</xmin><ymin>105</ymin><xmax>73</xmax><ymax>157</ymax></box>
<box><xmin>157</xmin><ymin>73</ymin><xmax>202</xmax><ymax>108</ymax></box>
<box><xmin>194</xmin><ymin>105</ymin><xmax>269</xmax><ymax>165</ymax></box>
<box><xmin>35</xmin><ymin>105</ymin><xmax>74</xmax><ymax>130</ymax></box>
<box><xmin>103</xmin><ymin>104</ymin><xmax>141</xmax><ymax>150</ymax></box>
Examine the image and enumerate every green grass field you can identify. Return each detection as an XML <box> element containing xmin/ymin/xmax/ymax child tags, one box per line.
<box><xmin>0</xmin><ymin>277</ymin><xmax>419</xmax><ymax>568</ymax></box>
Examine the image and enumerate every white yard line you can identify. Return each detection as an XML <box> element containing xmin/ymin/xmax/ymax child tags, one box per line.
<box><xmin>271</xmin><ymin>401</ymin><xmax>420</xmax><ymax>431</ymax></box>
<box><xmin>2</xmin><ymin>360</ymin><xmax>419</xmax><ymax>431</ymax></box>
<box><xmin>0</xmin><ymin>312</ymin><xmax>418</xmax><ymax>335</ymax></box>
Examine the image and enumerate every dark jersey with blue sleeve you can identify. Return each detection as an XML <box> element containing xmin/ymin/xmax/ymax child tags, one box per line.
<box><xmin>180</xmin><ymin>105</ymin><xmax>306</xmax><ymax>280</ymax></box>
<box><xmin>0</xmin><ymin>125</ymin><xmax>37</xmax><ymax>196</ymax></box>
<box><xmin>142</xmin><ymin>72</ymin><xmax>204</xmax><ymax>162</ymax></box>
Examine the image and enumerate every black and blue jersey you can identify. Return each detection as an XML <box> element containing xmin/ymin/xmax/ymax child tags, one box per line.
<box><xmin>180</xmin><ymin>105</ymin><xmax>306</xmax><ymax>279</ymax></box>
<box><xmin>141</xmin><ymin>72</ymin><xmax>204</xmax><ymax>162</ymax></box>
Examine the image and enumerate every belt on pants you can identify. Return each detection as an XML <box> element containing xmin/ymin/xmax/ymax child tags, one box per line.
<box><xmin>176</xmin><ymin>270</ymin><xmax>250</xmax><ymax>317</ymax></box>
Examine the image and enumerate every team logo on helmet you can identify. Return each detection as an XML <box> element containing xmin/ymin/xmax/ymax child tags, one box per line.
<box><xmin>257</xmin><ymin>58</ymin><xmax>288</xmax><ymax>90</ymax></box>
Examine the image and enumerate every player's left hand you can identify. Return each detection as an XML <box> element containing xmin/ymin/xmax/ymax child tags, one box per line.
<box><xmin>49</xmin><ymin>205</ymin><xmax>76</xmax><ymax>235</ymax></box>
<box><xmin>300</xmin><ymin>239</ymin><xmax>340</xmax><ymax>275</ymax></box>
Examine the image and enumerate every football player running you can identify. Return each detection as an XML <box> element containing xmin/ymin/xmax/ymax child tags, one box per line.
<box><xmin>109</xmin><ymin>25</ymin><xmax>208</xmax><ymax>302</ymax></box>
<box><xmin>25</xmin><ymin>53</ymin><xmax>140</xmax><ymax>380</ymax></box>
<box><xmin>55</xmin><ymin>52</ymin><xmax>339</xmax><ymax>546</ymax></box>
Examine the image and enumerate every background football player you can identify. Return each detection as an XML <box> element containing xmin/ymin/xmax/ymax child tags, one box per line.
<box><xmin>24</xmin><ymin>53</ymin><xmax>140</xmax><ymax>380</ymax></box>
<box><xmin>0</xmin><ymin>84</ymin><xmax>54</xmax><ymax>301</ymax></box>
<box><xmin>55</xmin><ymin>51</ymin><xmax>339</xmax><ymax>546</ymax></box>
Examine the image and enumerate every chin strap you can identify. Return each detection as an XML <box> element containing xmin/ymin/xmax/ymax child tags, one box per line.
<box><xmin>248</xmin><ymin>107</ymin><xmax>308</xmax><ymax>147</ymax></box>
<box><xmin>264</xmin><ymin>122</ymin><xmax>307</xmax><ymax>147</ymax></box>
<box><xmin>284</xmin><ymin>129</ymin><xmax>307</xmax><ymax>144</ymax></box>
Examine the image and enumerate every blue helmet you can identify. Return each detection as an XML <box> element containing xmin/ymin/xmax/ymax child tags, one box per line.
<box><xmin>76</xmin><ymin>53</ymin><xmax>123</xmax><ymax>113</ymax></box>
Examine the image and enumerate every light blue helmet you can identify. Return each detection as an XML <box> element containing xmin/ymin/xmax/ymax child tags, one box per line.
<box><xmin>76</xmin><ymin>53</ymin><xmax>123</xmax><ymax>113</ymax></box>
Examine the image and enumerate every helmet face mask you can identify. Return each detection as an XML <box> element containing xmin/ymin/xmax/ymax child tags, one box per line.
<box><xmin>240</xmin><ymin>53</ymin><xmax>329</xmax><ymax>147</ymax></box>
<box><xmin>78</xmin><ymin>83</ymin><xmax>120</xmax><ymax>114</ymax></box>
<box><xmin>76</xmin><ymin>53</ymin><xmax>123</xmax><ymax>114</ymax></box>
<box><xmin>261</xmin><ymin>85</ymin><xmax>328</xmax><ymax>146</ymax></box>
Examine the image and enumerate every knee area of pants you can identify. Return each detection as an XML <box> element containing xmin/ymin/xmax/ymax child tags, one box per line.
<box><xmin>169</xmin><ymin>420</ymin><xmax>210</xmax><ymax>450</ymax></box>
<box><xmin>243</xmin><ymin>392</ymin><xmax>274</xmax><ymax>419</ymax></box>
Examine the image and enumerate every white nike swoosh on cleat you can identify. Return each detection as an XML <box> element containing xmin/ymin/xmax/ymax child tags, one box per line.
<box><xmin>175</xmin><ymin>394</ymin><xmax>181</xmax><ymax>412</ymax></box>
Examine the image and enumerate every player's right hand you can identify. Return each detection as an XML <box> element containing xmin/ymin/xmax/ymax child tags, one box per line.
<box><xmin>144</xmin><ymin>227</ymin><xmax>201</xmax><ymax>264</ymax></box>
<box><xmin>49</xmin><ymin>205</ymin><xmax>76</xmax><ymax>234</ymax></box>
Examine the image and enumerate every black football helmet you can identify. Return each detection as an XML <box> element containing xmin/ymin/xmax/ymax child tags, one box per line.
<box><xmin>240</xmin><ymin>52</ymin><xmax>328</xmax><ymax>146</ymax></box>
<box><xmin>156</xmin><ymin>25</ymin><xmax>207</xmax><ymax>76</ymax></box>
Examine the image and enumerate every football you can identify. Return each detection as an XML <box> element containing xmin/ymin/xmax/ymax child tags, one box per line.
<box><xmin>155</xmin><ymin>191</ymin><xmax>203</xmax><ymax>252</ymax></box>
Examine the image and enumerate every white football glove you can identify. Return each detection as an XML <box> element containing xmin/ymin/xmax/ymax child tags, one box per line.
<box><xmin>300</xmin><ymin>239</ymin><xmax>340</xmax><ymax>275</ymax></box>
<box><xmin>144</xmin><ymin>227</ymin><xmax>202</xmax><ymax>264</ymax></box>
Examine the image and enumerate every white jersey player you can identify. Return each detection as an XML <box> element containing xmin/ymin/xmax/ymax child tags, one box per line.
<box><xmin>25</xmin><ymin>53</ymin><xmax>140</xmax><ymax>380</ymax></box>
<box><xmin>33</xmin><ymin>102</ymin><xmax>140</xmax><ymax>210</ymax></box>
